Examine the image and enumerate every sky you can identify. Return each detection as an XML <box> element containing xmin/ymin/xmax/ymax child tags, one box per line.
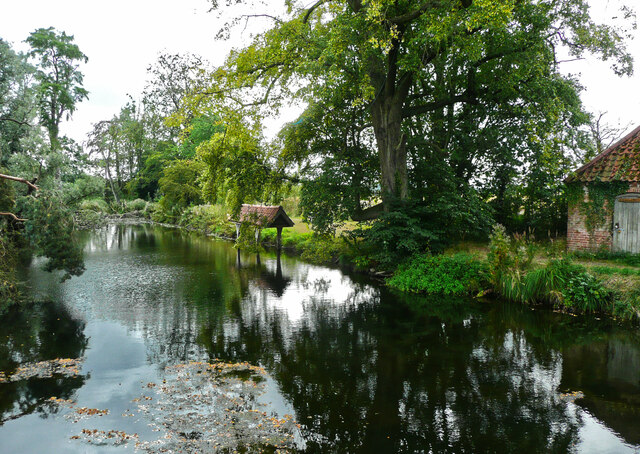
<box><xmin>1</xmin><ymin>0</ymin><xmax>639</xmax><ymax>144</ymax></box>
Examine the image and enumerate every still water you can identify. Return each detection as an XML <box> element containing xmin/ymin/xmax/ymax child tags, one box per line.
<box><xmin>0</xmin><ymin>224</ymin><xmax>639</xmax><ymax>453</ymax></box>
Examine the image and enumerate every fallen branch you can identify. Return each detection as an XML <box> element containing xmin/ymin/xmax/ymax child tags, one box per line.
<box><xmin>0</xmin><ymin>212</ymin><xmax>27</xmax><ymax>222</ymax></box>
<box><xmin>0</xmin><ymin>173</ymin><xmax>39</xmax><ymax>191</ymax></box>
<box><xmin>0</xmin><ymin>173</ymin><xmax>39</xmax><ymax>192</ymax></box>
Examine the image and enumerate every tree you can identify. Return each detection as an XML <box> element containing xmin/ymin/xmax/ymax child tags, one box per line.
<box><xmin>0</xmin><ymin>38</ymin><xmax>36</xmax><ymax>164</ymax></box>
<box><xmin>26</xmin><ymin>27</ymin><xmax>88</xmax><ymax>152</ymax></box>
<box><xmin>200</xmin><ymin>0</ymin><xmax>633</xmax><ymax>216</ymax></box>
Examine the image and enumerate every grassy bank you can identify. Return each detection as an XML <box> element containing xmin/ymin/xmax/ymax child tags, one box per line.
<box><xmin>388</xmin><ymin>226</ymin><xmax>640</xmax><ymax>323</ymax></box>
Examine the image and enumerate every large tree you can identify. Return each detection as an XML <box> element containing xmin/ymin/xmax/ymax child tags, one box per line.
<box><xmin>198</xmin><ymin>0</ymin><xmax>632</xmax><ymax>216</ymax></box>
<box><xmin>26</xmin><ymin>27</ymin><xmax>88</xmax><ymax>152</ymax></box>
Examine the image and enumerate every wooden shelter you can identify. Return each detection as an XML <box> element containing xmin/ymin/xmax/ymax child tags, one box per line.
<box><xmin>231</xmin><ymin>204</ymin><xmax>295</xmax><ymax>250</ymax></box>
<box><xmin>566</xmin><ymin>125</ymin><xmax>640</xmax><ymax>252</ymax></box>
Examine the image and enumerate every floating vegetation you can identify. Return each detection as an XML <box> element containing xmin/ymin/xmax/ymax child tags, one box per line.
<box><xmin>65</xmin><ymin>406</ymin><xmax>109</xmax><ymax>423</ymax></box>
<box><xmin>70</xmin><ymin>429</ymin><xmax>139</xmax><ymax>446</ymax></box>
<box><xmin>559</xmin><ymin>391</ymin><xmax>585</xmax><ymax>403</ymax></box>
<box><xmin>0</xmin><ymin>358</ymin><xmax>83</xmax><ymax>382</ymax></box>
<box><xmin>130</xmin><ymin>361</ymin><xmax>303</xmax><ymax>453</ymax></box>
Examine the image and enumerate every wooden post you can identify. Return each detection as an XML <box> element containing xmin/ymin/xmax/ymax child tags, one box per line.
<box><xmin>255</xmin><ymin>228</ymin><xmax>261</xmax><ymax>245</ymax></box>
<box><xmin>276</xmin><ymin>227</ymin><xmax>283</xmax><ymax>251</ymax></box>
<box><xmin>235</xmin><ymin>223</ymin><xmax>240</xmax><ymax>239</ymax></box>
<box><xmin>276</xmin><ymin>249</ymin><xmax>282</xmax><ymax>280</ymax></box>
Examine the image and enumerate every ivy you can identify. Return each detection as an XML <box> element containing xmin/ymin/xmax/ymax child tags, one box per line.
<box><xmin>566</xmin><ymin>180</ymin><xmax>628</xmax><ymax>236</ymax></box>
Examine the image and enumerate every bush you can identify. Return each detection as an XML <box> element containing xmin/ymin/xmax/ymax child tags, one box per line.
<box><xmin>178</xmin><ymin>204</ymin><xmax>235</xmax><ymax>236</ymax></box>
<box><xmin>79</xmin><ymin>198</ymin><xmax>109</xmax><ymax>212</ymax></box>
<box><xmin>388</xmin><ymin>253</ymin><xmax>489</xmax><ymax>296</ymax></box>
<box><xmin>496</xmin><ymin>257</ymin><xmax>612</xmax><ymax>313</ymax></box>
<box><xmin>125</xmin><ymin>198</ymin><xmax>147</xmax><ymax>212</ymax></box>
<box><xmin>487</xmin><ymin>224</ymin><xmax>535</xmax><ymax>285</ymax></box>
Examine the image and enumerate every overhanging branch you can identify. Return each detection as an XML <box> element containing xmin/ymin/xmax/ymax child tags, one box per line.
<box><xmin>0</xmin><ymin>173</ymin><xmax>39</xmax><ymax>192</ymax></box>
<box><xmin>0</xmin><ymin>212</ymin><xmax>27</xmax><ymax>222</ymax></box>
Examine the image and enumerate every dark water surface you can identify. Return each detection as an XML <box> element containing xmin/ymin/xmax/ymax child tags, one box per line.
<box><xmin>1</xmin><ymin>224</ymin><xmax>639</xmax><ymax>453</ymax></box>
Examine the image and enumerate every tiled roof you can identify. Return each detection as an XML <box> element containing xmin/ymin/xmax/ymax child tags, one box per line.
<box><xmin>231</xmin><ymin>205</ymin><xmax>294</xmax><ymax>227</ymax></box>
<box><xmin>567</xmin><ymin>125</ymin><xmax>640</xmax><ymax>183</ymax></box>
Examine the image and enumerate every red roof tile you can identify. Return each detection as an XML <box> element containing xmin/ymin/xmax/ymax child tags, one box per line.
<box><xmin>231</xmin><ymin>205</ymin><xmax>294</xmax><ymax>227</ymax></box>
<box><xmin>567</xmin><ymin>125</ymin><xmax>640</xmax><ymax>183</ymax></box>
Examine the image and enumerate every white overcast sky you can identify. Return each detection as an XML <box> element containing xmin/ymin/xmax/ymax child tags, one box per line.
<box><xmin>1</xmin><ymin>0</ymin><xmax>639</xmax><ymax>144</ymax></box>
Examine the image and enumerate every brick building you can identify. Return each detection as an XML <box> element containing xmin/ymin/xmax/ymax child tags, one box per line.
<box><xmin>566</xmin><ymin>125</ymin><xmax>640</xmax><ymax>252</ymax></box>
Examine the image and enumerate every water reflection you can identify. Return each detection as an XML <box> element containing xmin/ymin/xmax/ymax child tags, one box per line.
<box><xmin>8</xmin><ymin>224</ymin><xmax>640</xmax><ymax>453</ymax></box>
<box><xmin>0</xmin><ymin>301</ymin><xmax>87</xmax><ymax>425</ymax></box>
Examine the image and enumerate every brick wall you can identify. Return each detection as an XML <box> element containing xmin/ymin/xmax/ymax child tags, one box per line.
<box><xmin>566</xmin><ymin>202</ymin><xmax>613</xmax><ymax>251</ymax></box>
<box><xmin>566</xmin><ymin>182</ymin><xmax>640</xmax><ymax>252</ymax></box>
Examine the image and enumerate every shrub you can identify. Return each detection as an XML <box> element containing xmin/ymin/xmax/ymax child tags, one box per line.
<box><xmin>178</xmin><ymin>204</ymin><xmax>234</xmax><ymax>236</ymax></box>
<box><xmin>496</xmin><ymin>257</ymin><xmax>612</xmax><ymax>313</ymax></box>
<box><xmin>79</xmin><ymin>198</ymin><xmax>109</xmax><ymax>212</ymax></box>
<box><xmin>388</xmin><ymin>253</ymin><xmax>489</xmax><ymax>296</ymax></box>
<box><xmin>487</xmin><ymin>224</ymin><xmax>535</xmax><ymax>285</ymax></box>
<box><xmin>125</xmin><ymin>198</ymin><xmax>147</xmax><ymax>212</ymax></box>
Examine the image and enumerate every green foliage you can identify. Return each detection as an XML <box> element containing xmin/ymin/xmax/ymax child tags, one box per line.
<box><xmin>26</xmin><ymin>27</ymin><xmax>88</xmax><ymax>150</ymax></box>
<box><xmin>487</xmin><ymin>224</ymin><xmax>611</xmax><ymax>313</ymax></box>
<box><xmin>158</xmin><ymin>160</ymin><xmax>205</xmax><ymax>218</ymax></box>
<box><xmin>62</xmin><ymin>175</ymin><xmax>105</xmax><ymax>206</ymax></box>
<box><xmin>78</xmin><ymin>198</ymin><xmax>109</xmax><ymax>212</ymax></box>
<box><xmin>388</xmin><ymin>253</ymin><xmax>489</xmax><ymax>296</ymax></box>
<box><xmin>18</xmin><ymin>192</ymin><xmax>84</xmax><ymax>280</ymax></box>
<box><xmin>566</xmin><ymin>181</ymin><xmax>628</xmax><ymax>235</ymax></box>
<box><xmin>562</xmin><ymin>271</ymin><xmax>611</xmax><ymax>312</ymax></box>
<box><xmin>196</xmin><ymin>116</ymin><xmax>286</xmax><ymax>212</ymax></box>
<box><xmin>0</xmin><ymin>232</ymin><xmax>20</xmax><ymax>310</ymax></box>
<box><xmin>487</xmin><ymin>224</ymin><xmax>536</xmax><ymax>285</ymax></box>
<box><xmin>0</xmin><ymin>39</ymin><xmax>35</xmax><ymax>164</ymax></box>
<box><xmin>261</xmin><ymin>228</ymin><xmax>347</xmax><ymax>264</ymax></box>
<box><xmin>178</xmin><ymin>204</ymin><xmax>235</xmax><ymax>236</ymax></box>
<box><xmin>356</xmin><ymin>197</ymin><xmax>492</xmax><ymax>271</ymax></box>
<box><xmin>125</xmin><ymin>198</ymin><xmax>147</xmax><ymax>212</ymax></box>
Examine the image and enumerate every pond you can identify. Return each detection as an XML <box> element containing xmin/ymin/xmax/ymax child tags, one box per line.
<box><xmin>0</xmin><ymin>224</ymin><xmax>639</xmax><ymax>453</ymax></box>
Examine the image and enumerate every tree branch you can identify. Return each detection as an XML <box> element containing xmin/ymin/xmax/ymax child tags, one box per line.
<box><xmin>403</xmin><ymin>93</ymin><xmax>475</xmax><ymax>118</ymax></box>
<box><xmin>0</xmin><ymin>173</ymin><xmax>39</xmax><ymax>191</ymax></box>
<box><xmin>303</xmin><ymin>0</ymin><xmax>328</xmax><ymax>24</ymax></box>
<box><xmin>352</xmin><ymin>202</ymin><xmax>384</xmax><ymax>221</ymax></box>
<box><xmin>0</xmin><ymin>116</ymin><xmax>32</xmax><ymax>127</ymax></box>
<box><xmin>388</xmin><ymin>1</ymin><xmax>441</xmax><ymax>25</ymax></box>
<box><xmin>0</xmin><ymin>212</ymin><xmax>27</xmax><ymax>222</ymax></box>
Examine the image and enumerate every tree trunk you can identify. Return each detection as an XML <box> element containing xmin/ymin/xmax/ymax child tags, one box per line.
<box><xmin>371</xmin><ymin>95</ymin><xmax>408</xmax><ymax>208</ymax></box>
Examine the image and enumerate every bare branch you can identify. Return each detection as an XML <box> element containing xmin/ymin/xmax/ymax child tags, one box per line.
<box><xmin>241</xmin><ymin>14</ymin><xmax>282</xmax><ymax>23</ymax></box>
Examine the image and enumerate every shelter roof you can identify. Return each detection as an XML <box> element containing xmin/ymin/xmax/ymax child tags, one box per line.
<box><xmin>566</xmin><ymin>125</ymin><xmax>640</xmax><ymax>183</ymax></box>
<box><xmin>231</xmin><ymin>205</ymin><xmax>295</xmax><ymax>228</ymax></box>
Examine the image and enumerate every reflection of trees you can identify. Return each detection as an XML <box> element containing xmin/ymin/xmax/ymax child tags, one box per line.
<box><xmin>193</xmin><ymin>282</ymin><xmax>587</xmax><ymax>452</ymax></box>
<box><xmin>29</xmin><ymin>225</ymin><xmax>639</xmax><ymax>451</ymax></box>
<box><xmin>0</xmin><ymin>301</ymin><xmax>87</xmax><ymax>424</ymax></box>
